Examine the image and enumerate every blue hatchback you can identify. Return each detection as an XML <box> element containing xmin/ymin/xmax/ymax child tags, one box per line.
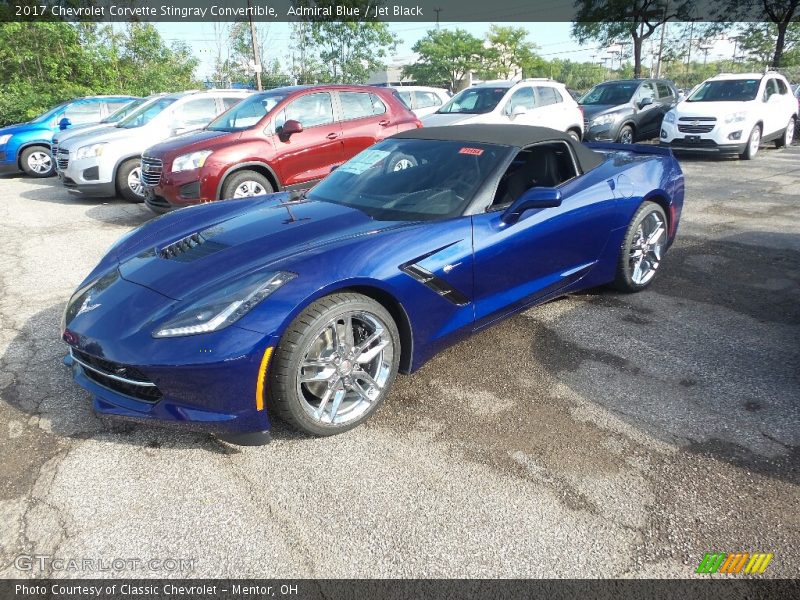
<box><xmin>0</xmin><ymin>96</ymin><xmax>136</xmax><ymax>178</ymax></box>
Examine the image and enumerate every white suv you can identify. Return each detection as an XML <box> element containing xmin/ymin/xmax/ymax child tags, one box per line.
<box><xmin>389</xmin><ymin>86</ymin><xmax>451</xmax><ymax>118</ymax></box>
<box><xmin>660</xmin><ymin>72</ymin><xmax>797</xmax><ymax>159</ymax></box>
<box><xmin>57</xmin><ymin>89</ymin><xmax>249</xmax><ymax>201</ymax></box>
<box><xmin>422</xmin><ymin>79</ymin><xmax>584</xmax><ymax>140</ymax></box>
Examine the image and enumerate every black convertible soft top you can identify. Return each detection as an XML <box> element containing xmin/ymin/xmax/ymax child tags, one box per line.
<box><xmin>394</xmin><ymin>124</ymin><xmax>605</xmax><ymax>173</ymax></box>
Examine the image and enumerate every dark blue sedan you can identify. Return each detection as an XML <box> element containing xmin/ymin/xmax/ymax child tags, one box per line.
<box><xmin>62</xmin><ymin>125</ymin><xmax>684</xmax><ymax>444</ymax></box>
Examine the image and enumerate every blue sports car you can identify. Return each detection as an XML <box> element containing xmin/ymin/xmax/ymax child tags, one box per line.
<box><xmin>62</xmin><ymin>125</ymin><xmax>684</xmax><ymax>444</ymax></box>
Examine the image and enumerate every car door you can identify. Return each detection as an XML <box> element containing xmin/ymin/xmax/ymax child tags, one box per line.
<box><xmin>762</xmin><ymin>78</ymin><xmax>785</xmax><ymax>136</ymax></box>
<box><xmin>413</xmin><ymin>90</ymin><xmax>444</xmax><ymax>118</ymax></box>
<box><xmin>336</xmin><ymin>90</ymin><xmax>395</xmax><ymax>160</ymax></box>
<box><xmin>534</xmin><ymin>85</ymin><xmax>570</xmax><ymax>131</ymax></box>
<box><xmin>503</xmin><ymin>86</ymin><xmax>542</xmax><ymax>125</ymax></box>
<box><xmin>655</xmin><ymin>82</ymin><xmax>677</xmax><ymax>129</ymax></box>
<box><xmin>471</xmin><ymin>143</ymin><xmax>617</xmax><ymax>328</ymax></box>
<box><xmin>633</xmin><ymin>81</ymin><xmax>659</xmax><ymax>138</ymax></box>
<box><xmin>271</xmin><ymin>91</ymin><xmax>345</xmax><ymax>186</ymax></box>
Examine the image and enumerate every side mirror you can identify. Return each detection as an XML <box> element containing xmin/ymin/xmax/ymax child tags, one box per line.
<box><xmin>58</xmin><ymin>117</ymin><xmax>71</xmax><ymax>130</ymax></box>
<box><xmin>330</xmin><ymin>165</ymin><xmax>339</xmax><ymax>173</ymax></box>
<box><xmin>281</xmin><ymin>119</ymin><xmax>304</xmax><ymax>138</ymax></box>
<box><xmin>638</xmin><ymin>96</ymin><xmax>654</xmax><ymax>109</ymax></box>
<box><xmin>510</xmin><ymin>105</ymin><xmax>527</xmax><ymax>119</ymax></box>
<box><xmin>502</xmin><ymin>187</ymin><xmax>562</xmax><ymax>224</ymax></box>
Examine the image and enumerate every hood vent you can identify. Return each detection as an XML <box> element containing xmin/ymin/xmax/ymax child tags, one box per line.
<box><xmin>158</xmin><ymin>229</ymin><xmax>229</xmax><ymax>262</ymax></box>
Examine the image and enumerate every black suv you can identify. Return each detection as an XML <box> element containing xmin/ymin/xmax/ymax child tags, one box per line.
<box><xmin>580</xmin><ymin>79</ymin><xmax>678</xmax><ymax>143</ymax></box>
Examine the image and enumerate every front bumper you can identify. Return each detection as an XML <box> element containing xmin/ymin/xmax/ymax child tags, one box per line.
<box><xmin>60</xmin><ymin>154</ymin><xmax>115</xmax><ymax>195</ymax></box>
<box><xmin>0</xmin><ymin>148</ymin><xmax>19</xmax><ymax>174</ymax></box>
<box><xmin>583</xmin><ymin>121</ymin><xmax>620</xmax><ymax>142</ymax></box>
<box><xmin>660</xmin><ymin>121</ymin><xmax>748</xmax><ymax>155</ymax></box>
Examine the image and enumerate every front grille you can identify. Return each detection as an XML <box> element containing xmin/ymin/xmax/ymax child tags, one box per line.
<box><xmin>57</xmin><ymin>149</ymin><xmax>69</xmax><ymax>171</ymax></box>
<box><xmin>679</xmin><ymin>116</ymin><xmax>716</xmax><ymax>121</ymax></box>
<box><xmin>71</xmin><ymin>348</ymin><xmax>162</xmax><ymax>402</ymax></box>
<box><xmin>140</xmin><ymin>156</ymin><xmax>163</xmax><ymax>187</ymax></box>
<box><xmin>669</xmin><ymin>138</ymin><xmax>718</xmax><ymax>148</ymax></box>
<box><xmin>678</xmin><ymin>124</ymin><xmax>714</xmax><ymax>134</ymax></box>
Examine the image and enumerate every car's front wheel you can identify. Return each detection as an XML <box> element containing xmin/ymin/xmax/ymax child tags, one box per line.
<box><xmin>221</xmin><ymin>170</ymin><xmax>274</xmax><ymax>199</ymax></box>
<box><xmin>616</xmin><ymin>125</ymin><xmax>634</xmax><ymax>144</ymax></box>
<box><xmin>116</xmin><ymin>158</ymin><xmax>145</xmax><ymax>202</ymax></box>
<box><xmin>20</xmin><ymin>145</ymin><xmax>55</xmax><ymax>178</ymax></box>
<box><xmin>775</xmin><ymin>117</ymin><xmax>795</xmax><ymax>148</ymax></box>
<box><xmin>740</xmin><ymin>125</ymin><xmax>761</xmax><ymax>160</ymax></box>
<box><xmin>268</xmin><ymin>293</ymin><xmax>401</xmax><ymax>436</ymax></box>
<box><xmin>613</xmin><ymin>201</ymin><xmax>668</xmax><ymax>293</ymax></box>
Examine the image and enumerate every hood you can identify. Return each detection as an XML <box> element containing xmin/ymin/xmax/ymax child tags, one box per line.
<box><xmin>421</xmin><ymin>112</ymin><xmax>483</xmax><ymax>127</ymax></box>
<box><xmin>54</xmin><ymin>123</ymin><xmax>114</xmax><ymax>144</ymax></box>
<box><xmin>581</xmin><ymin>104</ymin><xmax>629</xmax><ymax>121</ymax></box>
<box><xmin>675</xmin><ymin>100</ymin><xmax>752</xmax><ymax>118</ymax></box>
<box><xmin>144</xmin><ymin>129</ymin><xmax>235</xmax><ymax>158</ymax></box>
<box><xmin>0</xmin><ymin>122</ymin><xmax>49</xmax><ymax>136</ymax></box>
<box><xmin>116</xmin><ymin>194</ymin><xmax>415</xmax><ymax>301</ymax></box>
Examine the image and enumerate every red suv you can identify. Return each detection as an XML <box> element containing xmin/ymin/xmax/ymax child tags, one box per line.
<box><xmin>141</xmin><ymin>85</ymin><xmax>421</xmax><ymax>213</ymax></box>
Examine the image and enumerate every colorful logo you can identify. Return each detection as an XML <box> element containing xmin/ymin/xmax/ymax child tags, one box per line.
<box><xmin>696</xmin><ymin>552</ymin><xmax>773</xmax><ymax>574</ymax></box>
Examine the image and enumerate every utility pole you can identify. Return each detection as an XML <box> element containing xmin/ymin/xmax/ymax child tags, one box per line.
<box><xmin>247</xmin><ymin>0</ymin><xmax>263</xmax><ymax>90</ymax></box>
<box><xmin>685</xmin><ymin>17</ymin><xmax>700</xmax><ymax>76</ymax></box>
<box><xmin>434</xmin><ymin>7</ymin><xmax>442</xmax><ymax>29</ymax></box>
<box><xmin>655</xmin><ymin>0</ymin><xmax>669</xmax><ymax>79</ymax></box>
<box><xmin>699</xmin><ymin>44</ymin><xmax>712</xmax><ymax>67</ymax></box>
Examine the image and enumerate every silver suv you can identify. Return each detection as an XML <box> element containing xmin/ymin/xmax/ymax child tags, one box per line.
<box><xmin>57</xmin><ymin>89</ymin><xmax>250</xmax><ymax>202</ymax></box>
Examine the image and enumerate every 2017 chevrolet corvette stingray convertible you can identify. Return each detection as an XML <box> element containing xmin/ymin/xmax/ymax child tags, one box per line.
<box><xmin>62</xmin><ymin>125</ymin><xmax>684</xmax><ymax>444</ymax></box>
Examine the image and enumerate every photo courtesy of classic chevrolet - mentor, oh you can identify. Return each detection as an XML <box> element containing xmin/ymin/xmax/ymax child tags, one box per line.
<box><xmin>139</xmin><ymin>84</ymin><xmax>421</xmax><ymax>214</ymax></box>
<box><xmin>56</xmin><ymin>89</ymin><xmax>250</xmax><ymax>202</ymax></box>
<box><xmin>62</xmin><ymin>125</ymin><xmax>683</xmax><ymax>445</ymax></box>
<box><xmin>0</xmin><ymin>95</ymin><xmax>137</xmax><ymax>178</ymax></box>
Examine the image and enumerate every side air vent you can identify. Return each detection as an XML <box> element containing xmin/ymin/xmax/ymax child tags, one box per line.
<box><xmin>158</xmin><ymin>230</ymin><xmax>228</xmax><ymax>262</ymax></box>
<box><xmin>401</xmin><ymin>264</ymin><xmax>469</xmax><ymax>306</ymax></box>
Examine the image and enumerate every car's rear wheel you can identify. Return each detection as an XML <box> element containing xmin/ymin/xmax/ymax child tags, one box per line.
<box><xmin>268</xmin><ymin>293</ymin><xmax>400</xmax><ymax>436</ymax></box>
<box><xmin>20</xmin><ymin>146</ymin><xmax>54</xmax><ymax>178</ymax></box>
<box><xmin>613</xmin><ymin>201</ymin><xmax>668</xmax><ymax>293</ymax></box>
<box><xmin>567</xmin><ymin>128</ymin><xmax>582</xmax><ymax>142</ymax></box>
<box><xmin>616</xmin><ymin>125</ymin><xmax>634</xmax><ymax>144</ymax></box>
<box><xmin>740</xmin><ymin>125</ymin><xmax>761</xmax><ymax>160</ymax></box>
<box><xmin>221</xmin><ymin>170</ymin><xmax>274</xmax><ymax>199</ymax></box>
<box><xmin>116</xmin><ymin>158</ymin><xmax>145</xmax><ymax>202</ymax></box>
<box><xmin>775</xmin><ymin>117</ymin><xmax>795</xmax><ymax>148</ymax></box>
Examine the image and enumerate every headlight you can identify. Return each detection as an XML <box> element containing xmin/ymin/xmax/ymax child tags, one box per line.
<box><xmin>0</xmin><ymin>134</ymin><xmax>11</xmax><ymax>145</ymax></box>
<box><xmin>75</xmin><ymin>143</ymin><xmax>107</xmax><ymax>160</ymax></box>
<box><xmin>62</xmin><ymin>270</ymin><xmax>120</xmax><ymax>332</ymax></box>
<box><xmin>172</xmin><ymin>150</ymin><xmax>212</xmax><ymax>173</ymax></box>
<box><xmin>724</xmin><ymin>111</ymin><xmax>747</xmax><ymax>124</ymax></box>
<box><xmin>591</xmin><ymin>113</ymin><xmax>619</xmax><ymax>127</ymax></box>
<box><xmin>663</xmin><ymin>111</ymin><xmax>676</xmax><ymax>124</ymax></box>
<box><xmin>153</xmin><ymin>270</ymin><xmax>296</xmax><ymax>338</ymax></box>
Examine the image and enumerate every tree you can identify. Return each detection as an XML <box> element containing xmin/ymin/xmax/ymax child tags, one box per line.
<box><xmin>403</xmin><ymin>28</ymin><xmax>486</xmax><ymax>90</ymax></box>
<box><xmin>485</xmin><ymin>26</ymin><xmax>541</xmax><ymax>79</ymax></box>
<box><xmin>294</xmin><ymin>0</ymin><xmax>397</xmax><ymax>83</ymax></box>
<box><xmin>572</xmin><ymin>0</ymin><xmax>693</xmax><ymax>78</ymax></box>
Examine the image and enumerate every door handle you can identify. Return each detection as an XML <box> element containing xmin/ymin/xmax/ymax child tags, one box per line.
<box><xmin>326</xmin><ymin>132</ymin><xmax>339</xmax><ymax>140</ymax></box>
<box><xmin>379</xmin><ymin>119</ymin><xmax>390</xmax><ymax>127</ymax></box>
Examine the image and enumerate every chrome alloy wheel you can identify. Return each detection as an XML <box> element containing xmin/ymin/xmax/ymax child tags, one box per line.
<box><xmin>233</xmin><ymin>181</ymin><xmax>266</xmax><ymax>197</ymax></box>
<box><xmin>619</xmin><ymin>128</ymin><xmax>634</xmax><ymax>144</ymax></box>
<box><xmin>127</xmin><ymin>167</ymin><xmax>144</xmax><ymax>196</ymax></box>
<box><xmin>785</xmin><ymin>120</ymin><xmax>795</xmax><ymax>146</ymax></box>
<box><xmin>392</xmin><ymin>158</ymin><xmax>414</xmax><ymax>171</ymax></box>
<box><xmin>748</xmin><ymin>126</ymin><xmax>761</xmax><ymax>157</ymax></box>
<box><xmin>297</xmin><ymin>311</ymin><xmax>394</xmax><ymax>425</ymax></box>
<box><xmin>628</xmin><ymin>211</ymin><xmax>666</xmax><ymax>285</ymax></box>
<box><xmin>27</xmin><ymin>151</ymin><xmax>52</xmax><ymax>174</ymax></box>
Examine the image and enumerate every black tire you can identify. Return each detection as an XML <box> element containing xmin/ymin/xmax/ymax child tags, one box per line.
<box><xmin>740</xmin><ymin>125</ymin><xmax>761</xmax><ymax>160</ymax></box>
<box><xmin>774</xmin><ymin>117</ymin><xmax>795</xmax><ymax>148</ymax></box>
<box><xmin>20</xmin><ymin>145</ymin><xmax>55</xmax><ymax>178</ymax></box>
<box><xmin>616</xmin><ymin>124</ymin><xmax>634</xmax><ymax>144</ymax></box>
<box><xmin>220</xmin><ymin>170</ymin><xmax>274</xmax><ymax>199</ymax></box>
<box><xmin>116</xmin><ymin>158</ymin><xmax>145</xmax><ymax>203</ymax></box>
<box><xmin>612</xmin><ymin>201</ymin><xmax>668</xmax><ymax>293</ymax></box>
<box><xmin>268</xmin><ymin>293</ymin><xmax>401</xmax><ymax>436</ymax></box>
<box><xmin>384</xmin><ymin>152</ymin><xmax>418</xmax><ymax>173</ymax></box>
<box><xmin>567</xmin><ymin>128</ymin><xmax>582</xmax><ymax>142</ymax></box>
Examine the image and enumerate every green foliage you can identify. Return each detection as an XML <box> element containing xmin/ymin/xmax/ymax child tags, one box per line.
<box><xmin>483</xmin><ymin>26</ymin><xmax>541</xmax><ymax>79</ymax></box>
<box><xmin>739</xmin><ymin>22</ymin><xmax>800</xmax><ymax>66</ymax></box>
<box><xmin>0</xmin><ymin>22</ymin><xmax>199</xmax><ymax>126</ymax></box>
<box><xmin>403</xmin><ymin>28</ymin><xmax>486</xmax><ymax>90</ymax></box>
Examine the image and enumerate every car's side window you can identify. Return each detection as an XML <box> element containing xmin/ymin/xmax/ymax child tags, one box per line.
<box><xmin>535</xmin><ymin>86</ymin><xmax>561</xmax><ymax>106</ymax></box>
<box><xmin>274</xmin><ymin>92</ymin><xmax>334</xmax><ymax>130</ymax></box>
<box><xmin>415</xmin><ymin>91</ymin><xmax>442</xmax><ymax>109</ymax></box>
<box><xmin>104</xmin><ymin>100</ymin><xmax>131</xmax><ymax>116</ymax></box>
<box><xmin>656</xmin><ymin>82</ymin><xmax>673</xmax><ymax>99</ymax></box>
<box><xmin>396</xmin><ymin>90</ymin><xmax>413</xmax><ymax>109</ymax></box>
<box><xmin>638</xmin><ymin>82</ymin><xmax>656</xmax><ymax>101</ymax></box>
<box><xmin>763</xmin><ymin>78</ymin><xmax>779</xmax><ymax>100</ymax></box>
<box><xmin>490</xmin><ymin>143</ymin><xmax>577</xmax><ymax>208</ymax></box>
<box><xmin>174</xmin><ymin>98</ymin><xmax>219</xmax><ymax>129</ymax></box>
<box><xmin>222</xmin><ymin>96</ymin><xmax>244</xmax><ymax>111</ymax></box>
<box><xmin>370</xmin><ymin>94</ymin><xmax>387</xmax><ymax>115</ymax></box>
<box><xmin>505</xmin><ymin>87</ymin><xmax>536</xmax><ymax>115</ymax></box>
<box><xmin>339</xmin><ymin>92</ymin><xmax>375</xmax><ymax>121</ymax></box>
<box><xmin>63</xmin><ymin>102</ymin><xmax>103</xmax><ymax>125</ymax></box>
<box><xmin>776</xmin><ymin>79</ymin><xmax>789</xmax><ymax>95</ymax></box>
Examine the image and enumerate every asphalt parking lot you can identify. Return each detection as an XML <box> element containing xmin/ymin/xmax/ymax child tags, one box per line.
<box><xmin>0</xmin><ymin>144</ymin><xmax>798</xmax><ymax>579</ymax></box>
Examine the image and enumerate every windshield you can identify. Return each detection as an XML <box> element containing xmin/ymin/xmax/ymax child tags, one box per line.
<box><xmin>579</xmin><ymin>83</ymin><xmax>638</xmax><ymax>106</ymax></box>
<box><xmin>116</xmin><ymin>97</ymin><xmax>176</xmax><ymax>129</ymax></box>
<box><xmin>102</xmin><ymin>98</ymin><xmax>145</xmax><ymax>123</ymax></box>
<box><xmin>207</xmin><ymin>92</ymin><xmax>286</xmax><ymax>131</ymax></box>
<box><xmin>436</xmin><ymin>87</ymin><xmax>508</xmax><ymax>114</ymax></box>
<box><xmin>30</xmin><ymin>102</ymin><xmax>70</xmax><ymax>124</ymax></box>
<box><xmin>307</xmin><ymin>138</ymin><xmax>508</xmax><ymax>221</ymax></box>
<box><xmin>687</xmin><ymin>79</ymin><xmax>760</xmax><ymax>102</ymax></box>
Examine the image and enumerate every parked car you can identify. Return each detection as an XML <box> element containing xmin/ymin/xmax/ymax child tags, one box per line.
<box><xmin>140</xmin><ymin>85</ymin><xmax>421</xmax><ymax>213</ymax></box>
<box><xmin>52</xmin><ymin>96</ymin><xmax>149</xmax><ymax>166</ymax></box>
<box><xmin>422</xmin><ymin>79</ymin><xmax>584</xmax><ymax>141</ymax></box>
<box><xmin>0</xmin><ymin>95</ymin><xmax>137</xmax><ymax>178</ymax></box>
<box><xmin>660</xmin><ymin>72</ymin><xmax>798</xmax><ymax>159</ymax></box>
<box><xmin>56</xmin><ymin>89</ymin><xmax>250</xmax><ymax>202</ymax></box>
<box><xmin>580</xmin><ymin>78</ymin><xmax>678</xmax><ymax>143</ymax></box>
<box><xmin>389</xmin><ymin>86</ymin><xmax>451</xmax><ymax>118</ymax></box>
<box><xmin>61</xmin><ymin>124</ymin><xmax>683</xmax><ymax>443</ymax></box>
